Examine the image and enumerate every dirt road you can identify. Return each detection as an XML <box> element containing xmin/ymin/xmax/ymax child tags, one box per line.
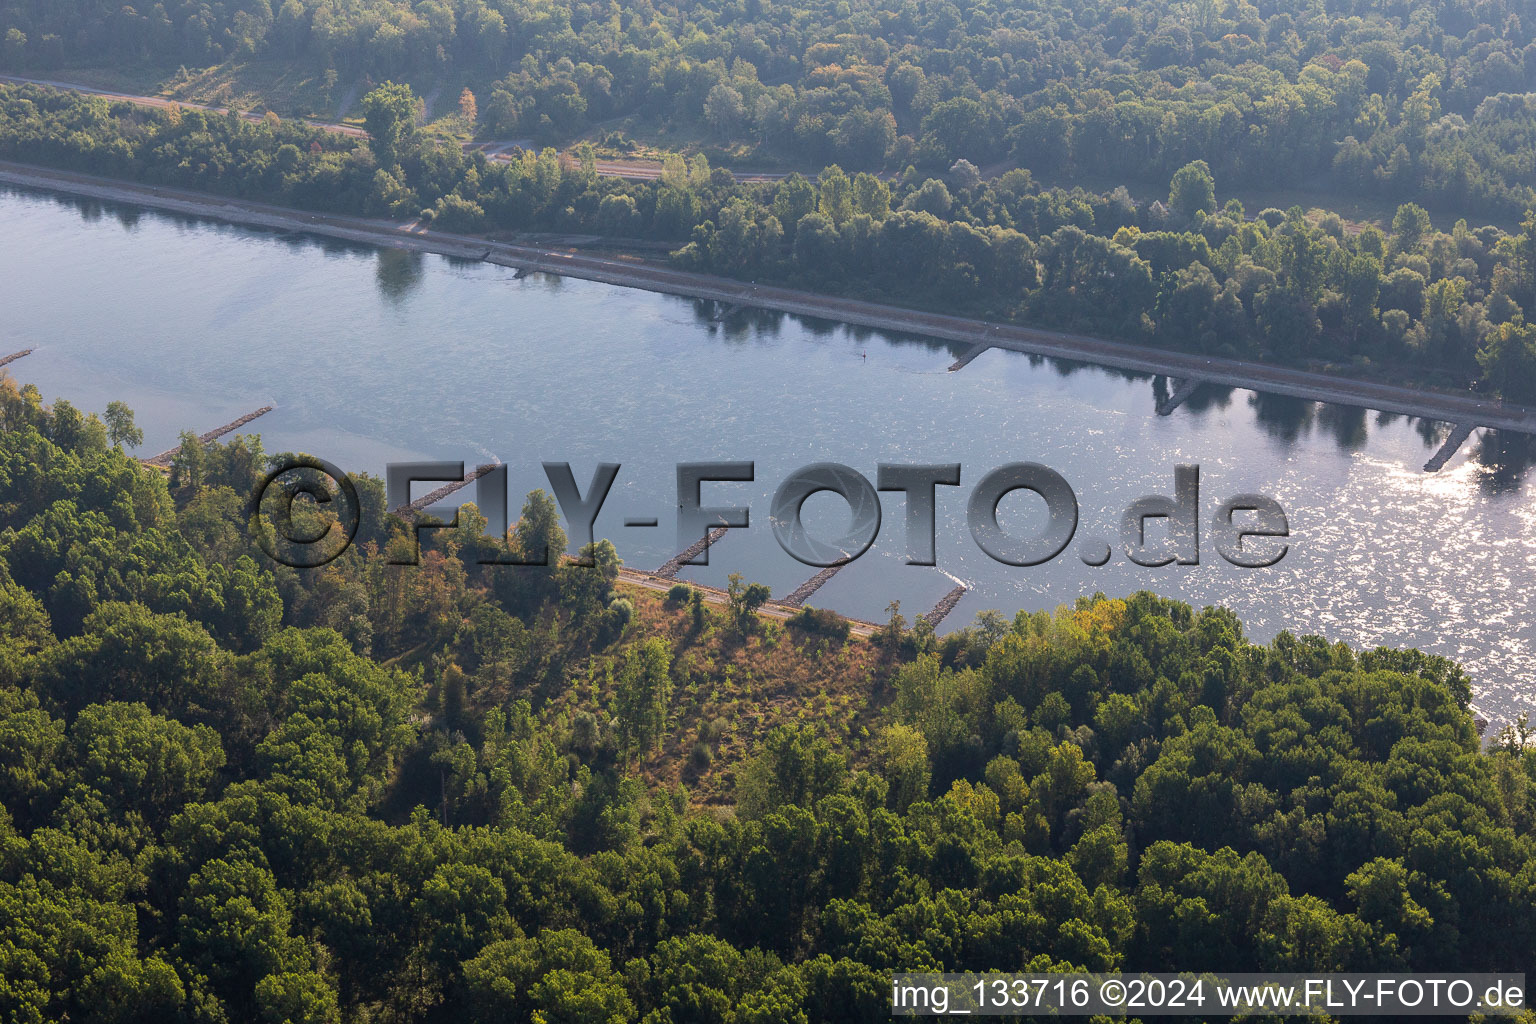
<box><xmin>0</xmin><ymin>76</ymin><xmax>851</xmax><ymax>184</ymax></box>
<box><xmin>0</xmin><ymin>74</ymin><xmax>370</xmax><ymax>138</ymax></box>
<box><xmin>618</xmin><ymin>568</ymin><xmax>879</xmax><ymax>637</ymax></box>
<box><xmin>590</xmin><ymin>159</ymin><xmax>795</xmax><ymax>184</ymax></box>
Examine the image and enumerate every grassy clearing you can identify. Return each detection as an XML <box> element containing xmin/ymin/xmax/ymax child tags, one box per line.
<box><xmin>550</xmin><ymin>580</ymin><xmax>893</xmax><ymax>804</ymax></box>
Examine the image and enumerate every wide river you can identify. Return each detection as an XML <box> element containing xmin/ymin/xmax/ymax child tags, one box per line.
<box><xmin>4</xmin><ymin>185</ymin><xmax>1534</xmax><ymax>727</ymax></box>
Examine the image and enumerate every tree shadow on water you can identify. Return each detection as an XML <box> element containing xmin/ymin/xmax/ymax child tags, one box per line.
<box><xmin>722</xmin><ymin>307</ymin><xmax>785</xmax><ymax>341</ymax></box>
<box><xmin>375</xmin><ymin>248</ymin><xmax>425</xmax><ymax>302</ymax></box>
<box><xmin>1316</xmin><ymin>403</ymin><xmax>1369</xmax><ymax>452</ymax></box>
<box><xmin>1181</xmin><ymin>381</ymin><xmax>1235</xmax><ymax>415</ymax></box>
<box><xmin>1471</xmin><ymin>429</ymin><xmax>1535</xmax><ymax>495</ymax></box>
<box><xmin>1247</xmin><ymin>392</ymin><xmax>1316</xmax><ymax>445</ymax></box>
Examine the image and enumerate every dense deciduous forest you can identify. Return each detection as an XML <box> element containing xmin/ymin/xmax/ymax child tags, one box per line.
<box><xmin>1</xmin><ymin>375</ymin><xmax>1534</xmax><ymax>1021</ymax></box>
<box><xmin>7</xmin><ymin>0</ymin><xmax>1536</xmax><ymax>217</ymax></box>
<box><xmin>8</xmin><ymin>81</ymin><xmax>1536</xmax><ymax>396</ymax></box>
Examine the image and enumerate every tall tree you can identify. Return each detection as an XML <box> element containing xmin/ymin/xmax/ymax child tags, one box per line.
<box><xmin>614</xmin><ymin>636</ymin><xmax>672</xmax><ymax>756</ymax></box>
<box><xmin>361</xmin><ymin>82</ymin><xmax>419</xmax><ymax>169</ymax></box>
<box><xmin>1477</xmin><ymin>319</ymin><xmax>1536</xmax><ymax>402</ymax></box>
<box><xmin>1169</xmin><ymin>160</ymin><xmax>1216</xmax><ymax>218</ymax></box>
<box><xmin>103</xmin><ymin>400</ymin><xmax>142</xmax><ymax>450</ymax></box>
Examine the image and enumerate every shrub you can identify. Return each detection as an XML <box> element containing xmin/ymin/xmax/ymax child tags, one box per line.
<box><xmin>608</xmin><ymin>596</ymin><xmax>635</xmax><ymax>625</ymax></box>
<box><xmin>787</xmin><ymin>606</ymin><xmax>850</xmax><ymax>644</ymax></box>
<box><xmin>600</xmin><ymin>596</ymin><xmax>635</xmax><ymax>644</ymax></box>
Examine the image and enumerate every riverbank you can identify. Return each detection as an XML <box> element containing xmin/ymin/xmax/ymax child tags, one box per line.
<box><xmin>5</xmin><ymin>159</ymin><xmax>1536</xmax><ymax>435</ymax></box>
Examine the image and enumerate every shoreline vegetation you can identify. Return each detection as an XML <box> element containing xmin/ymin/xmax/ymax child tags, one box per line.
<box><xmin>8</xmin><ymin>79</ymin><xmax>1536</xmax><ymax>411</ymax></box>
<box><xmin>0</xmin><ymin>375</ymin><xmax>1533</xmax><ymax>1022</ymax></box>
<box><xmin>6</xmin><ymin>156</ymin><xmax>1536</xmax><ymax>438</ymax></box>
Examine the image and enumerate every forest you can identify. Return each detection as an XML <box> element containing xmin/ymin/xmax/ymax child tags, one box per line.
<box><xmin>8</xmin><ymin>81</ymin><xmax>1536</xmax><ymax>399</ymax></box>
<box><xmin>1</xmin><ymin>377</ymin><xmax>1534</xmax><ymax>1021</ymax></box>
<box><xmin>7</xmin><ymin>0</ymin><xmax>1536</xmax><ymax>218</ymax></box>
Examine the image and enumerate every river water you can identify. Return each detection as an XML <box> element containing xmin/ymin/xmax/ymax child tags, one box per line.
<box><xmin>3</xmin><ymin>185</ymin><xmax>1534</xmax><ymax>727</ymax></box>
